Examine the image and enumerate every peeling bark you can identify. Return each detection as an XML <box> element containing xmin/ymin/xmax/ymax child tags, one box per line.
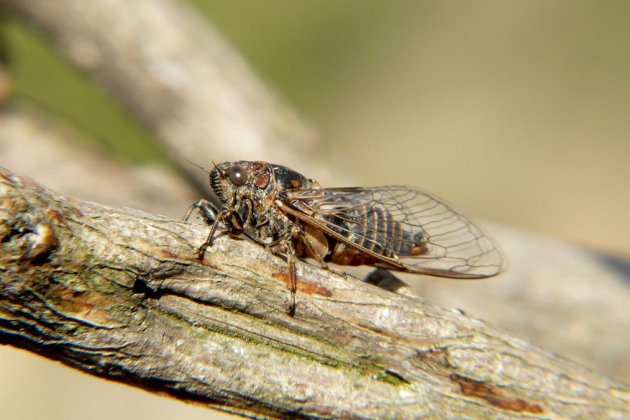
<box><xmin>1</xmin><ymin>168</ymin><xmax>628</xmax><ymax>418</ymax></box>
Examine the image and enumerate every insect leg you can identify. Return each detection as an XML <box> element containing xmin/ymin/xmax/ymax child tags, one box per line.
<box><xmin>236</xmin><ymin>192</ymin><xmax>254</xmax><ymax>228</ymax></box>
<box><xmin>277</xmin><ymin>235</ymin><xmax>298</xmax><ymax>316</ymax></box>
<box><xmin>183</xmin><ymin>199</ymin><xmax>230</xmax><ymax>259</ymax></box>
<box><xmin>364</xmin><ymin>268</ymin><xmax>415</xmax><ymax>297</ymax></box>
<box><xmin>292</xmin><ymin>224</ymin><xmax>348</xmax><ymax>279</ymax></box>
<box><xmin>197</xmin><ymin>208</ymin><xmax>230</xmax><ymax>259</ymax></box>
<box><xmin>183</xmin><ymin>199</ymin><xmax>219</xmax><ymax>225</ymax></box>
<box><xmin>293</xmin><ymin>226</ymin><xmax>328</xmax><ymax>269</ymax></box>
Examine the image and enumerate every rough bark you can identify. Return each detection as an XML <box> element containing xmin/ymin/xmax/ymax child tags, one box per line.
<box><xmin>1</xmin><ymin>168</ymin><xmax>628</xmax><ymax>418</ymax></box>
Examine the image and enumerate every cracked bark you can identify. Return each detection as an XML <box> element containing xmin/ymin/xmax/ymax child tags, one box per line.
<box><xmin>1</xmin><ymin>168</ymin><xmax>628</xmax><ymax>418</ymax></box>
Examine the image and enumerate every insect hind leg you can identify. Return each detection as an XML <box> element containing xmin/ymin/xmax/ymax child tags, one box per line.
<box><xmin>364</xmin><ymin>268</ymin><xmax>415</xmax><ymax>297</ymax></box>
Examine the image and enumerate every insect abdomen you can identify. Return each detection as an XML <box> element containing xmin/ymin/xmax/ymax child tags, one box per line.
<box><xmin>330</xmin><ymin>204</ymin><xmax>427</xmax><ymax>259</ymax></box>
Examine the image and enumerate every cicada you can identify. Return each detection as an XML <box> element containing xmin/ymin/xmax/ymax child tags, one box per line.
<box><xmin>185</xmin><ymin>161</ymin><xmax>503</xmax><ymax>313</ymax></box>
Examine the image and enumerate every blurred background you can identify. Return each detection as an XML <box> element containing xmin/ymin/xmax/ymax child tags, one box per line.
<box><xmin>3</xmin><ymin>1</ymin><xmax>629</xmax><ymax>255</ymax></box>
<box><xmin>0</xmin><ymin>1</ymin><xmax>629</xmax><ymax>419</ymax></box>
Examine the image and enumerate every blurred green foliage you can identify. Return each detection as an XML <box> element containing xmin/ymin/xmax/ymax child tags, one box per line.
<box><xmin>2</xmin><ymin>17</ymin><xmax>161</xmax><ymax>162</ymax></box>
<box><xmin>1</xmin><ymin>1</ymin><xmax>405</xmax><ymax>162</ymax></box>
<box><xmin>191</xmin><ymin>1</ymin><xmax>402</xmax><ymax>113</ymax></box>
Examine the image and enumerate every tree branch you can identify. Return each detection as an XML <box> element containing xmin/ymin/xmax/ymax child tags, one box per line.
<box><xmin>1</xmin><ymin>167</ymin><xmax>628</xmax><ymax>418</ymax></box>
<box><xmin>2</xmin><ymin>106</ymin><xmax>629</xmax><ymax>386</ymax></box>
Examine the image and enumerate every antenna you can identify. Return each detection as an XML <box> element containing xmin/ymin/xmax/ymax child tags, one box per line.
<box><xmin>186</xmin><ymin>159</ymin><xmax>211</xmax><ymax>174</ymax></box>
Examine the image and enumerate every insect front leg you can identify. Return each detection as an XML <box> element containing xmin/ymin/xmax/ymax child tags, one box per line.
<box><xmin>185</xmin><ymin>198</ymin><xmax>247</xmax><ymax>259</ymax></box>
<box><xmin>184</xmin><ymin>199</ymin><xmax>230</xmax><ymax>259</ymax></box>
<box><xmin>196</xmin><ymin>207</ymin><xmax>230</xmax><ymax>259</ymax></box>
<box><xmin>183</xmin><ymin>199</ymin><xmax>220</xmax><ymax>225</ymax></box>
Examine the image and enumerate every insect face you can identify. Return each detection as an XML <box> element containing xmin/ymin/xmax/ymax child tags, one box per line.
<box><xmin>209</xmin><ymin>162</ymin><xmax>252</xmax><ymax>204</ymax></box>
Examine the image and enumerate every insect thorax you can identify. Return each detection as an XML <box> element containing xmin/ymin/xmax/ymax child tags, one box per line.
<box><xmin>210</xmin><ymin>161</ymin><xmax>314</xmax><ymax>246</ymax></box>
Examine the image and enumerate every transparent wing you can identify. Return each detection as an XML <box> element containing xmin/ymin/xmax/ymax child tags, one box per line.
<box><xmin>284</xmin><ymin>186</ymin><xmax>504</xmax><ymax>278</ymax></box>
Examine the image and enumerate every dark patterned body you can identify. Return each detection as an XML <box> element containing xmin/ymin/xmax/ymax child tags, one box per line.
<box><xmin>186</xmin><ymin>160</ymin><xmax>504</xmax><ymax>312</ymax></box>
<box><xmin>206</xmin><ymin>161</ymin><xmax>316</xmax><ymax>247</ymax></box>
<box><xmin>314</xmin><ymin>198</ymin><xmax>427</xmax><ymax>263</ymax></box>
